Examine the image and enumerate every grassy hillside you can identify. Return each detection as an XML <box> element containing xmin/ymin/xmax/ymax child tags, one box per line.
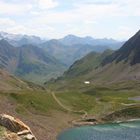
<box><xmin>1</xmin><ymin>69</ymin><xmax>140</xmax><ymax>139</ymax></box>
<box><xmin>63</xmin><ymin>49</ymin><xmax>113</xmax><ymax>78</ymax></box>
<box><xmin>0</xmin><ymin>70</ymin><xmax>77</xmax><ymax>140</ymax></box>
<box><xmin>47</xmin><ymin>75</ymin><xmax>140</xmax><ymax>121</ymax></box>
<box><xmin>0</xmin><ymin>90</ymin><xmax>78</xmax><ymax>140</ymax></box>
<box><xmin>0</xmin><ymin>69</ymin><xmax>30</xmax><ymax>91</ymax></box>
<box><xmin>48</xmin><ymin>80</ymin><xmax>140</xmax><ymax>111</ymax></box>
<box><xmin>103</xmin><ymin>105</ymin><xmax>140</xmax><ymax>121</ymax></box>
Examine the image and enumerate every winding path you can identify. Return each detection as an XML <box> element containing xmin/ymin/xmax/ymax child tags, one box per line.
<box><xmin>51</xmin><ymin>91</ymin><xmax>88</xmax><ymax>119</ymax></box>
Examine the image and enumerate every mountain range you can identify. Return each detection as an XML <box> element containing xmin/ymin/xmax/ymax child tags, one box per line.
<box><xmin>0</xmin><ymin>31</ymin><xmax>45</xmax><ymax>47</ymax></box>
<box><xmin>0</xmin><ymin>31</ymin><xmax>124</xmax><ymax>83</ymax></box>
<box><xmin>59</xmin><ymin>34</ymin><xmax>122</xmax><ymax>46</ymax></box>
<box><xmin>52</xmin><ymin>29</ymin><xmax>140</xmax><ymax>85</ymax></box>
<box><xmin>0</xmin><ymin>30</ymin><xmax>140</xmax><ymax>140</ymax></box>
<box><xmin>0</xmin><ymin>39</ymin><xmax>65</xmax><ymax>83</ymax></box>
<box><xmin>40</xmin><ymin>35</ymin><xmax>124</xmax><ymax>66</ymax></box>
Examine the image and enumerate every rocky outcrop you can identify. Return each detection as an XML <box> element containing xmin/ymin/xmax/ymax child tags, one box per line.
<box><xmin>0</xmin><ymin>114</ymin><xmax>37</xmax><ymax>140</ymax></box>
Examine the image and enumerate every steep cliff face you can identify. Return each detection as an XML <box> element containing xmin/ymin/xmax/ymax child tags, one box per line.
<box><xmin>0</xmin><ymin>114</ymin><xmax>37</xmax><ymax>140</ymax></box>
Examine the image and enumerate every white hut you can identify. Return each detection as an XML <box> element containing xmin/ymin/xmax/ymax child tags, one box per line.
<box><xmin>84</xmin><ymin>81</ymin><xmax>90</xmax><ymax>84</ymax></box>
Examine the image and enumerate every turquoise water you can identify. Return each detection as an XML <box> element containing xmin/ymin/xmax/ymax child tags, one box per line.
<box><xmin>57</xmin><ymin>121</ymin><xmax>140</xmax><ymax>140</ymax></box>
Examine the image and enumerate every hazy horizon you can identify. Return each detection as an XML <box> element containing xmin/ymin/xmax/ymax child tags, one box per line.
<box><xmin>0</xmin><ymin>0</ymin><xmax>139</xmax><ymax>40</ymax></box>
<box><xmin>0</xmin><ymin>30</ymin><xmax>128</xmax><ymax>41</ymax></box>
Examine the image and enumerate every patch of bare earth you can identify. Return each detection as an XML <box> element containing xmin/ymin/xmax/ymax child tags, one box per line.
<box><xmin>0</xmin><ymin>95</ymin><xmax>77</xmax><ymax>140</ymax></box>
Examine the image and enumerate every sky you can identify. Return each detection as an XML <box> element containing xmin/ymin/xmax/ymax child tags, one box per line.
<box><xmin>0</xmin><ymin>0</ymin><xmax>140</xmax><ymax>40</ymax></box>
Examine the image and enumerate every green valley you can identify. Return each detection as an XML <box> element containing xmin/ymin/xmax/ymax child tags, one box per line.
<box><xmin>0</xmin><ymin>28</ymin><xmax>140</xmax><ymax>140</ymax></box>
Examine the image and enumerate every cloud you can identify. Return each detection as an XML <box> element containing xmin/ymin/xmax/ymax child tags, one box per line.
<box><xmin>0</xmin><ymin>18</ymin><xmax>16</xmax><ymax>26</ymax></box>
<box><xmin>0</xmin><ymin>0</ymin><xmax>59</xmax><ymax>15</ymax></box>
<box><xmin>5</xmin><ymin>25</ymin><xmax>28</xmax><ymax>34</ymax></box>
<box><xmin>38</xmin><ymin>0</ymin><xmax>58</xmax><ymax>9</ymax></box>
<box><xmin>115</xmin><ymin>26</ymin><xmax>139</xmax><ymax>40</ymax></box>
<box><xmin>33</xmin><ymin>2</ymin><xmax>118</xmax><ymax>26</ymax></box>
<box><xmin>0</xmin><ymin>0</ymin><xmax>139</xmax><ymax>39</ymax></box>
<box><xmin>5</xmin><ymin>24</ymin><xmax>55</xmax><ymax>37</ymax></box>
<box><xmin>108</xmin><ymin>0</ymin><xmax>140</xmax><ymax>16</ymax></box>
<box><xmin>0</xmin><ymin>1</ymin><xmax>32</xmax><ymax>15</ymax></box>
<box><xmin>81</xmin><ymin>0</ymin><xmax>113</xmax><ymax>5</ymax></box>
<box><xmin>23</xmin><ymin>0</ymin><xmax>140</xmax><ymax>38</ymax></box>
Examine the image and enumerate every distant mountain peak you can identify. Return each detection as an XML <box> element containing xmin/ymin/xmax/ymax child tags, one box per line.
<box><xmin>0</xmin><ymin>39</ymin><xmax>12</xmax><ymax>46</ymax></box>
<box><xmin>102</xmin><ymin>29</ymin><xmax>140</xmax><ymax>65</ymax></box>
<box><xmin>64</xmin><ymin>34</ymin><xmax>78</xmax><ymax>38</ymax></box>
<box><xmin>59</xmin><ymin>34</ymin><xmax>122</xmax><ymax>48</ymax></box>
<box><xmin>0</xmin><ymin>31</ymin><xmax>45</xmax><ymax>47</ymax></box>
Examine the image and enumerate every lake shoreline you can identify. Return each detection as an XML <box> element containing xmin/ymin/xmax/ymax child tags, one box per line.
<box><xmin>71</xmin><ymin>115</ymin><xmax>140</xmax><ymax>127</ymax></box>
<box><xmin>56</xmin><ymin>118</ymin><xmax>140</xmax><ymax>140</ymax></box>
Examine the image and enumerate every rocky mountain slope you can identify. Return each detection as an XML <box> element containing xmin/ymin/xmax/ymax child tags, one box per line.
<box><xmin>102</xmin><ymin>30</ymin><xmax>140</xmax><ymax>66</ymax></box>
<box><xmin>0</xmin><ymin>39</ymin><xmax>65</xmax><ymax>83</ymax></box>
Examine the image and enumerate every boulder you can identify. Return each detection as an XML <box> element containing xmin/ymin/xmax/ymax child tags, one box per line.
<box><xmin>0</xmin><ymin>114</ymin><xmax>37</xmax><ymax>140</ymax></box>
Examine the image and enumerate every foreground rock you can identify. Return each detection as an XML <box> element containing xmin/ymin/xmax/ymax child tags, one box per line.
<box><xmin>0</xmin><ymin>114</ymin><xmax>37</xmax><ymax>140</ymax></box>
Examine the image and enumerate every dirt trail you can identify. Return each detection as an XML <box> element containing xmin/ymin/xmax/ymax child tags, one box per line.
<box><xmin>51</xmin><ymin>92</ymin><xmax>88</xmax><ymax>119</ymax></box>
